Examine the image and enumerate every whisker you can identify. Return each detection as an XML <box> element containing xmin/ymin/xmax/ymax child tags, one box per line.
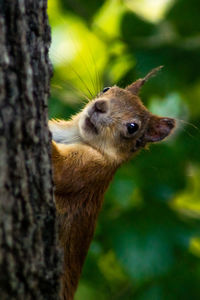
<box><xmin>85</xmin><ymin>38</ymin><xmax>103</xmax><ymax>96</ymax></box>
<box><xmin>68</xmin><ymin>33</ymin><xmax>98</xmax><ymax>97</ymax></box>
<box><xmin>49</xmin><ymin>16</ymin><xmax>101</xmax><ymax>99</ymax></box>
<box><xmin>50</xmin><ymin>57</ymin><xmax>91</xmax><ymax>101</ymax></box>
<box><xmin>51</xmin><ymin>51</ymin><xmax>94</xmax><ymax>99</ymax></box>
<box><xmin>51</xmin><ymin>77</ymin><xmax>90</xmax><ymax>102</ymax></box>
<box><xmin>175</xmin><ymin>118</ymin><xmax>200</xmax><ymax>132</ymax></box>
<box><xmin>181</xmin><ymin>127</ymin><xmax>199</xmax><ymax>141</ymax></box>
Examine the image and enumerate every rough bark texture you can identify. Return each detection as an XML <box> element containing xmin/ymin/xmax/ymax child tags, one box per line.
<box><xmin>0</xmin><ymin>1</ymin><xmax>61</xmax><ymax>299</ymax></box>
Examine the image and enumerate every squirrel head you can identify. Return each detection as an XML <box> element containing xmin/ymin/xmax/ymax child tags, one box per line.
<box><xmin>78</xmin><ymin>67</ymin><xmax>175</xmax><ymax>163</ymax></box>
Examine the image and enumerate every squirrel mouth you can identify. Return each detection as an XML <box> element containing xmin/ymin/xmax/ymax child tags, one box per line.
<box><xmin>85</xmin><ymin>117</ymin><xmax>98</xmax><ymax>134</ymax></box>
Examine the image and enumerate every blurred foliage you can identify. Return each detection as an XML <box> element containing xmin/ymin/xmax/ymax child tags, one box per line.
<box><xmin>48</xmin><ymin>0</ymin><xmax>200</xmax><ymax>299</ymax></box>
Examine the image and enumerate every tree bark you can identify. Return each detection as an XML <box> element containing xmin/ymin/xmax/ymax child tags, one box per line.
<box><xmin>0</xmin><ymin>1</ymin><xmax>60</xmax><ymax>299</ymax></box>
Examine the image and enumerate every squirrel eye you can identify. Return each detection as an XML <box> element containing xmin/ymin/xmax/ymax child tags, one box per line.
<box><xmin>102</xmin><ymin>87</ymin><xmax>110</xmax><ymax>93</ymax></box>
<box><xmin>127</xmin><ymin>122</ymin><xmax>139</xmax><ymax>134</ymax></box>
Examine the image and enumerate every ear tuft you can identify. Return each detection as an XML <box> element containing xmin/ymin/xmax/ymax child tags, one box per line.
<box><xmin>126</xmin><ymin>66</ymin><xmax>164</xmax><ymax>95</ymax></box>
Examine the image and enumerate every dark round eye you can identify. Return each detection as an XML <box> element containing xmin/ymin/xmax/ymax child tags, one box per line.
<box><xmin>102</xmin><ymin>87</ymin><xmax>110</xmax><ymax>93</ymax></box>
<box><xmin>127</xmin><ymin>123</ymin><xmax>139</xmax><ymax>134</ymax></box>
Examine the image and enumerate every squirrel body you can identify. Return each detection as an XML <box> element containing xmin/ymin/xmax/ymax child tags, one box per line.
<box><xmin>49</xmin><ymin>68</ymin><xmax>175</xmax><ymax>300</ymax></box>
<box><xmin>51</xmin><ymin>140</ymin><xmax>115</xmax><ymax>300</ymax></box>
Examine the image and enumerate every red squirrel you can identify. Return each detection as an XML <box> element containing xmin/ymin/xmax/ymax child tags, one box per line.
<box><xmin>49</xmin><ymin>67</ymin><xmax>175</xmax><ymax>300</ymax></box>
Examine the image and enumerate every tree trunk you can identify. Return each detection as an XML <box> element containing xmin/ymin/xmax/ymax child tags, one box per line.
<box><xmin>0</xmin><ymin>1</ymin><xmax>60</xmax><ymax>299</ymax></box>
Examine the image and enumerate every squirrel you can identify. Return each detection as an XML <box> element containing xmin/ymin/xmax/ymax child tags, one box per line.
<box><xmin>49</xmin><ymin>66</ymin><xmax>175</xmax><ymax>300</ymax></box>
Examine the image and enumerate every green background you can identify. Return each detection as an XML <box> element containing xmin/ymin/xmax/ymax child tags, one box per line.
<box><xmin>48</xmin><ymin>0</ymin><xmax>200</xmax><ymax>299</ymax></box>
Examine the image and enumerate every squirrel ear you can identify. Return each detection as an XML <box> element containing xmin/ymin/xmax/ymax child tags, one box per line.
<box><xmin>145</xmin><ymin>116</ymin><xmax>175</xmax><ymax>143</ymax></box>
<box><xmin>126</xmin><ymin>66</ymin><xmax>163</xmax><ymax>95</ymax></box>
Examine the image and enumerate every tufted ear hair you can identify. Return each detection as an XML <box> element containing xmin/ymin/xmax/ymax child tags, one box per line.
<box><xmin>126</xmin><ymin>66</ymin><xmax>163</xmax><ymax>95</ymax></box>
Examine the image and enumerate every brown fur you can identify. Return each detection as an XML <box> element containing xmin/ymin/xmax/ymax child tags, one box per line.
<box><xmin>49</xmin><ymin>68</ymin><xmax>175</xmax><ymax>300</ymax></box>
<box><xmin>52</xmin><ymin>142</ymin><xmax>116</xmax><ymax>299</ymax></box>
